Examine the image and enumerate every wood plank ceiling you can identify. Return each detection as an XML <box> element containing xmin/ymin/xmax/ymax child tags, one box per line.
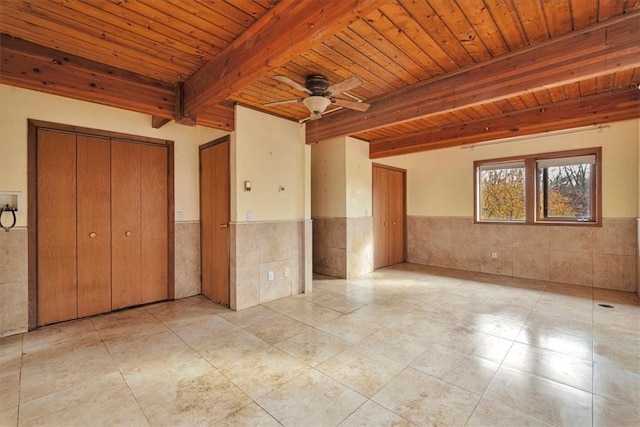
<box><xmin>1</xmin><ymin>0</ymin><xmax>639</xmax><ymax>157</ymax></box>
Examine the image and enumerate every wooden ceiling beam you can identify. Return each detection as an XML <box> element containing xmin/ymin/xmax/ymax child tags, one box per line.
<box><xmin>0</xmin><ymin>34</ymin><xmax>175</xmax><ymax>118</ymax></box>
<box><xmin>182</xmin><ymin>0</ymin><xmax>385</xmax><ymax>116</ymax></box>
<box><xmin>309</xmin><ymin>12</ymin><xmax>640</xmax><ymax>143</ymax></box>
<box><xmin>369</xmin><ymin>88</ymin><xmax>640</xmax><ymax>158</ymax></box>
<box><xmin>1</xmin><ymin>34</ymin><xmax>236</xmax><ymax>131</ymax></box>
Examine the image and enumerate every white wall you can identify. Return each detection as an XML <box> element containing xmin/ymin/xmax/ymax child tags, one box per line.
<box><xmin>0</xmin><ymin>84</ymin><xmax>226</xmax><ymax>224</ymax></box>
<box><xmin>233</xmin><ymin>106</ymin><xmax>308</xmax><ymax>222</ymax></box>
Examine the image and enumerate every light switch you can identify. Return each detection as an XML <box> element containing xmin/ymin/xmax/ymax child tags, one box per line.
<box><xmin>246</xmin><ymin>211</ymin><xmax>252</xmax><ymax>222</ymax></box>
<box><xmin>244</xmin><ymin>181</ymin><xmax>251</xmax><ymax>192</ymax></box>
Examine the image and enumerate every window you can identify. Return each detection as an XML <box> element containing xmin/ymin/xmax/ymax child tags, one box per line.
<box><xmin>475</xmin><ymin>148</ymin><xmax>601</xmax><ymax>225</ymax></box>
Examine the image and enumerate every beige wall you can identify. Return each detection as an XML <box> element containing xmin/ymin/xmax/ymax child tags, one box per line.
<box><xmin>311</xmin><ymin>137</ymin><xmax>346</xmax><ymax>218</ymax></box>
<box><xmin>403</xmin><ymin>120</ymin><xmax>639</xmax><ymax>217</ymax></box>
<box><xmin>234</xmin><ymin>106</ymin><xmax>308</xmax><ymax>222</ymax></box>
<box><xmin>229</xmin><ymin>106</ymin><xmax>312</xmax><ymax>309</ymax></box>
<box><xmin>0</xmin><ymin>84</ymin><xmax>226</xmax><ymax>223</ymax></box>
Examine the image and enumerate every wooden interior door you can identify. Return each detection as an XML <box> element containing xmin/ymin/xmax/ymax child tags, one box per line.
<box><xmin>37</xmin><ymin>130</ymin><xmax>78</xmax><ymax>325</ymax></box>
<box><xmin>76</xmin><ymin>135</ymin><xmax>111</xmax><ymax>317</ymax></box>
<box><xmin>373</xmin><ymin>163</ymin><xmax>406</xmax><ymax>269</ymax></box>
<box><xmin>200</xmin><ymin>138</ymin><xmax>230</xmax><ymax>305</ymax></box>
<box><xmin>111</xmin><ymin>140</ymin><xmax>142</xmax><ymax>310</ymax></box>
<box><xmin>389</xmin><ymin>169</ymin><xmax>406</xmax><ymax>265</ymax></box>
<box><xmin>373</xmin><ymin>165</ymin><xmax>389</xmax><ymax>269</ymax></box>
<box><xmin>140</xmin><ymin>143</ymin><xmax>168</xmax><ymax>304</ymax></box>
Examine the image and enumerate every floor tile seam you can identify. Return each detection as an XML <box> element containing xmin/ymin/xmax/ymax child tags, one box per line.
<box><xmin>509</xmin><ymin>338</ymin><xmax>595</xmax><ymax>364</ymax></box>
<box><xmin>315</xmin><ymin>362</ymin><xmax>405</xmax><ymax>401</ymax></box>
<box><xmin>243</xmin><ymin>399</ymin><xmax>285</xmax><ymax>426</ymax></box>
<box><xmin>113</xmin><ymin>368</ymin><xmax>152</xmax><ymax>427</ymax></box>
<box><xmin>591</xmin><ymin>389</ymin><xmax>640</xmax><ymax>409</ymax></box>
<box><xmin>499</xmin><ymin>359</ymin><xmax>594</xmax><ymax>394</ymax></box>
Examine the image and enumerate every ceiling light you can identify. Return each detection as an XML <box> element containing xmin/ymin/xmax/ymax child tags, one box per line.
<box><xmin>303</xmin><ymin>96</ymin><xmax>331</xmax><ymax>115</ymax></box>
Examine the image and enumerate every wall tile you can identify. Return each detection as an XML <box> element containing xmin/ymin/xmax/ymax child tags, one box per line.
<box><xmin>174</xmin><ymin>222</ymin><xmax>201</xmax><ymax>299</ymax></box>
<box><xmin>234</xmin><ymin>224</ymin><xmax>261</xmax><ymax>268</ymax></box>
<box><xmin>1</xmin><ymin>281</ymin><xmax>28</xmax><ymax>336</ymax></box>
<box><xmin>593</xmin><ymin>219</ymin><xmax>617</xmax><ymax>255</ymax></box>
<box><xmin>480</xmin><ymin>247</ymin><xmax>513</xmax><ymax>276</ymax></box>
<box><xmin>512</xmin><ymin>248</ymin><xmax>549</xmax><ymax>281</ymax></box>
<box><xmin>312</xmin><ymin>217</ymin><xmax>347</xmax><ymax>278</ymax></box>
<box><xmin>260</xmin><ymin>260</ymin><xmax>293</xmax><ymax>303</ymax></box>
<box><xmin>346</xmin><ymin>217</ymin><xmax>373</xmax><ymax>278</ymax></box>
<box><xmin>550</xmin><ymin>251</ymin><xmax>593</xmax><ymax>286</ymax></box>
<box><xmin>549</xmin><ymin>227</ymin><xmax>593</xmax><ymax>253</ymax></box>
<box><xmin>451</xmin><ymin>243</ymin><xmax>481</xmax><ymax>272</ymax></box>
<box><xmin>406</xmin><ymin>215</ymin><xmax>637</xmax><ymax>293</ymax></box>
<box><xmin>234</xmin><ymin>265</ymin><xmax>260</xmax><ymax>310</ymax></box>
<box><xmin>313</xmin><ymin>247</ymin><xmax>346</xmax><ymax>278</ymax></box>
<box><xmin>512</xmin><ymin>225</ymin><xmax>550</xmax><ymax>250</ymax></box>
<box><xmin>0</xmin><ymin>228</ymin><xmax>27</xmax><ymax>284</ymax></box>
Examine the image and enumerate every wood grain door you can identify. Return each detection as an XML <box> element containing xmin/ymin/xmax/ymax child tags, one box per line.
<box><xmin>140</xmin><ymin>143</ymin><xmax>168</xmax><ymax>304</ymax></box>
<box><xmin>373</xmin><ymin>164</ymin><xmax>406</xmax><ymax>269</ymax></box>
<box><xmin>111</xmin><ymin>140</ymin><xmax>142</xmax><ymax>310</ymax></box>
<box><xmin>76</xmin><ymin>135</ymin><xmax>111</xmax><ymax>317</ymax></box>
<box><xmin>37</xmin><ymin>130</ymin><xmax>77</xmax><ymax>325</ymax></box>
<box><xmin>200</xmin><ymin>138</ymin><xmax>230</xmax><ymax>305</ymax></box>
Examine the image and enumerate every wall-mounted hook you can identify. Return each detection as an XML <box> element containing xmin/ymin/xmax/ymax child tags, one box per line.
<box><xmin>0</xmin><ymin>204</ymin><xmax>17</xmax><ymax>232</ymax></box>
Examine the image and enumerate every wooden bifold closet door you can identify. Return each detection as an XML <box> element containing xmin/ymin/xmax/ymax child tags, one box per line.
<box><xmin>37</xmin><ymin>129</ymin><xmax>168</xmax><ymax>326</ymax></box>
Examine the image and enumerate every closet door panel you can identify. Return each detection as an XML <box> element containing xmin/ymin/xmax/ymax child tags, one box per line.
<box><xmin>111</xmin><ymin>140</ymin><xmax>142</xmax><ymax>309</ymax></box>
<box><xmin>77</xmin><ymin>135</ymin><xmax>112</xmax><ymax>317</ymax></box>
<box><xmin>37</xmin><ymin>130</ymin><xmax>77</xmax><ymax>325</ymax></box>
<box><xmin>389</xmin><ymin>169</ymin><xmax>405</xmax><ymax>265</ymax></box>
<box><xmin>140</xmin><ymin>144</ymin><xmax>168</xmax><ymax>304</ymax></box>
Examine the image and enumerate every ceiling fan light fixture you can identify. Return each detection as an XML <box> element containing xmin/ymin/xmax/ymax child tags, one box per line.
<box><xmin>303</xmin><ymin>96</ymin><xmax>331</xmax><ymax>115</ymax></box>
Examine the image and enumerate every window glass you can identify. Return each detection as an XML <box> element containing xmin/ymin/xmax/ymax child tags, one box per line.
<box><xmin>478</xmin><ymin>161</ymin><xmax>526</xmax><ymax>221</ymax></box>
<box><xmin>537</xmin><ymin>155</ymin><xmax>595</xmax><ymax>221</ymax></box>
<box><xmin>474</xmin><ymin>149</ymin><xmax>600</xmax><ymax>225</ymax></box>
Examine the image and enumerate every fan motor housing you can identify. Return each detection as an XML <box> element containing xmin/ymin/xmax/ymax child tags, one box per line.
<box><xmin>305</xmin><ymin>75</ymin><xmax>330</xmax><ymax>96</ymax></box>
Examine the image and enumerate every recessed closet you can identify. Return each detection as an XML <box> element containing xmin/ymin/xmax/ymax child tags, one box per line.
<box><xmin>29</xmin><ymin>121</ymin><xmax>173</xmax><ymax>327</ymax></box>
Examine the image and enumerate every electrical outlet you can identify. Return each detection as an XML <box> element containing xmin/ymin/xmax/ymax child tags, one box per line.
<box><xmin>284</xmin><ymin>267</ymin><xmax>290</xmax><ymax>277</ymax></box>
<box><xmin>491</xmin><ymin>251</ymin><xmax>498</xmax><ymax>259</ymax></box>
<box><xmin>267</xmin><ymin>270</ymin><xmax>274</xmax><ymax>281</ymax></box>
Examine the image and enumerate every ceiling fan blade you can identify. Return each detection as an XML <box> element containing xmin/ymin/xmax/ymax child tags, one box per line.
<box><xmin>264</xmin><ymin>98</ymin><xmax>304</xmax><ymax>106</ymax></box>
<box><xmin>326</xmin><ymin>76</ymin><xmax>363</xmax><ymax>95</ymax></box>
<box><xmin>274</xmin><ymin>75</ymin><xmax>312</xmax><ymax>94</ymax></box>
<box><xmin>331</xmin><ymin>97</ymin><xmax>370</xmax><ymax>112</ymax></box>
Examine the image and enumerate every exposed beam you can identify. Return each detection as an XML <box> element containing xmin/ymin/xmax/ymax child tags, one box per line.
<box><xmin>151</xmin><ymin>116</ymin><xmax>171</xmax><ymax>129</ymax></box>
<box><xmin>0</xmin><ymin>34</ymin><xmax>175</xmax><ymax>119</ymax></box>
<box><xmin>369</xmin><ymin>89</ymin><xmax>640</xmax><ymax>158</ymax></box>
<box><xmin>197</xmin><ymin>101</ymin><xmax>235</xmax><ymax>132</ymax></box>
<box><xmin>309</xmin><ymin>13</ymin><xmax>640</xmax><ymax>143</ymax></box>
<box><xmin>183</xmin><ymin>0</ymin><xmax>385</xmax><ymax>116</ymax></box>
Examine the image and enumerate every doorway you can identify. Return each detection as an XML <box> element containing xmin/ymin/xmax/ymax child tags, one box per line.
<box><xmin>373</xmin><ymin>163</ymin><xmax>406</xmax><ymax>269</ymax></box>
<box><xmin>199</xmin><ymin>136</ymin><xmax>231</xmax><ymax>305</ymax></box>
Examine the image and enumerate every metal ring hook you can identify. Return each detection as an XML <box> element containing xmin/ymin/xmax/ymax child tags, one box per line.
<box><xmin>0</xmin><ymin>204</ymin><xmax>17</xmax><ymax>232</ymax></box>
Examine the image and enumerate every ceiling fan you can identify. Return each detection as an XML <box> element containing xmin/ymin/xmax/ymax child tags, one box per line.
<box><xmin>265</xmin><ymin>74</ymin><xmax>370</xmax><ymax>122</ymax></box>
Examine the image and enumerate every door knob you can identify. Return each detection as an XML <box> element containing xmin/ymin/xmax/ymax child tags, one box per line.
<box><xmin>89</xmin><ymin>232</ymin><xmax>97</xmax><ymax>238</ymax></box>
<box><xmin>125</xmin><ymin>231</ymin><xmax>132</xmax><ymax>237</ymax></box>
<box><xmin>219</xmin><ymin>224</ymin><xmax>228</xmax><ymax>229</ymax></box>
<box><xmin>384</xmin><ymin>222</ymin><xmax>387</xmax><ymax>226</ymax></box>
<box><xmin>393</xmin><ymin>222</ymin><xmax>396</xmax><ymax>225</ymax></box>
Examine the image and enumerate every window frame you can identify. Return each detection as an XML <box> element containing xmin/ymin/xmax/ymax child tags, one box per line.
<box><xmin>474</xmin><ymin>147</ymin><xmax>602</xmax><ymax>226</ymax></box>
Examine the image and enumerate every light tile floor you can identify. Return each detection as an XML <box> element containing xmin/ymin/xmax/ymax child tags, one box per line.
<box><xmin>2</xmin><ymin>263</ymin><xmax>640</xmax><ymax>426</ymax></box>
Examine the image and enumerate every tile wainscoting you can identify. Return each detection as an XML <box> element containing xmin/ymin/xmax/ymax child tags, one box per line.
<box><xmin>0</xmin><ymin>228</ymin><xmax>28</xmax><ymax>337</ymax></box>
<box><xmin>230</xmin><ymin>220</ymin><xmax>311</xmax><ymax>310</ymax></box>
<box><xmin>174</xmin><ymin>221</ymin><xmax>201</xmax><ymax>299</ymax></box>
<box><xmin>408</xmin><ymin>216</ymin><xmax>638</xmax><ymax>292</ymax></box>
<box><xmin>313</xmin><ymin>217</ymin><xmax>373</xmax><ymax>279</ymax></box>
<box><xmin>0</xmin><ymin>222</ymin><xmax>202</xmax><ymax>337</ymax></box>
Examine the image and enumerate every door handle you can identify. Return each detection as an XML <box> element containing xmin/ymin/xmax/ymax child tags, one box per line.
<box><xmin>384</xmin><ymin>222</ymin><xmax>387</xmax><ymax>226</ymax></box>
<box><xmin>219</xmin><ymin>224</ymin><xmax>228</xmax><ymax>229</ymax></box>
<box><xmin>89</xmin><ymin>232</ymin><xmax>97</xmax><ymax>238</ymax></box>
<box><xmin>392</xmin><ymin>222</ymin><xmax>396</xmax><ymax>226</ymax></box>
<box><xmin>125</xmin><ymin>231</ymin><xmax>132</xmax><ymax>237</ymax></box>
